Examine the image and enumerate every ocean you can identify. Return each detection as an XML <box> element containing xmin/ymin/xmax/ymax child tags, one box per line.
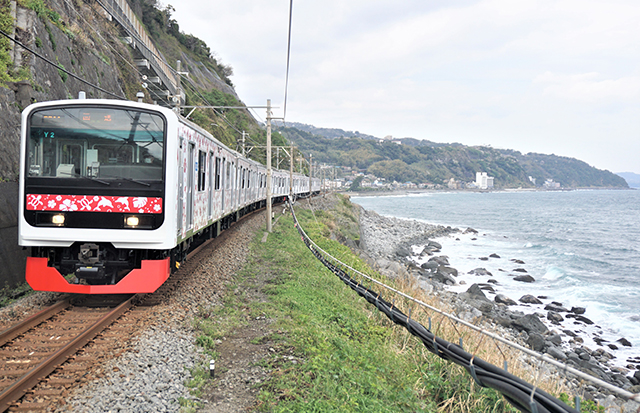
<box><xmin>352</xmin><ymin>189</ymin><xmax>640</xmax><ymax>368</ymax></box>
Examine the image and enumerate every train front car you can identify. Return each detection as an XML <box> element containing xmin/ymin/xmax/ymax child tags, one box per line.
<box><xmin>19</xmin><ymin>100</ymin><xmax>179</xmax><ymax>294</ymax></box>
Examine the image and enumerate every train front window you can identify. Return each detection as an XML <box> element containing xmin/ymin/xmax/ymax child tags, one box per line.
<box><xmin>27</xmin><ymin>107</ymin><xmax>165</xmax><ymax>181</ymax></box>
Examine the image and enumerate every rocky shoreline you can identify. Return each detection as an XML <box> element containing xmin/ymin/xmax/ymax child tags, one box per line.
<box><xmin>356</xmin><ymin>206</ymin><xmax>640</xmax><ymax>411</ymax></box>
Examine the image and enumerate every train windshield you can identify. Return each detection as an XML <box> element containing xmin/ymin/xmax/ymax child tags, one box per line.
<box><xmin>27</xmin><ymin>106</ymin><xmax>165</xmax><ymax>181</ymax></box>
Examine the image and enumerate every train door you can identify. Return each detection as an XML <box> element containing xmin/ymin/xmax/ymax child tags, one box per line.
<box><xmin>187</xmin><ymin>143</ymin><xmax>195</xmax><ymax>229</ymax></box>
<box><xmin>221</xmin><ymin>157</ymin><xmax>226</xmax><ymax>213</ymax></box>
<box><xmin>230</xmin><ymin>161</ymin><xmax>235</xmax><ymax>211</ymax></box>
<box><xmin>208</xmin><ymin>152</ymin><xmax>214</xmax><ymax>219</ymax></box>
<box><xmin>241</xmin><ymin>167</ymin><xmax>246</xmax><ymax>206</ymax></box>
<box><xmin>177</xmin><ymin>138</ymin><xmax>184</xmax><ymax>236</ymax></box>
<box><xmin>233</xmin><ymin>162</ymin><xmax>238</xmax><ymax>210</ymax></box>
<box><xmin>56</xmin><ymin>140</ymin><xmax>85</xmax><ymax>177</ymax></box>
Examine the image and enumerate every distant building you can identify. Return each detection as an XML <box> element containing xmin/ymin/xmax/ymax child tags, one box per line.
<box><xmin>447</xmin><ymin>178</ymin><xmax>460</xmax><ymax>189</ymax></box>
<box><xmin>543</xmin><ymin>179</ymin><xmax>561</xmax><ymax>189</ymax></box>
<box><xmin>476</xmin><ymin>172</ymin><xmax>494</xmax><ymax>189</ymax></box>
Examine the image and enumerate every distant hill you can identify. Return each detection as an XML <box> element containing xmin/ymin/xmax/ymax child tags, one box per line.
<box><xmin>276</xmin><ymin>124</ymin><xmax>628</xmax><ymax>189</ymax></box>
<box><xmin>617</xmin><ymin>172</ymin><xmax>640</xmax><ymax>188</ymax></box>
<box><xmin>280</xmin><ymin>122</ymin><xmax>379</xmax><ymax>141</ymax></box>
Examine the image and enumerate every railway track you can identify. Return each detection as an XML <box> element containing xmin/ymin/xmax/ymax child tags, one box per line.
<box><xmin>0</xmin><ymin>295</ymin><xmax>135</xmax><ymax>411</ymax></box>
<box><xmin>0</xmin><ymin>206</ymin><xmax>269</xmax><ymax>412</ymax></box>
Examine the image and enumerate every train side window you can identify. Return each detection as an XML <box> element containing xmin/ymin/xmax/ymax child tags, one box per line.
<box><xmin>198</xmin><ymin>150</ymin><xmax>206</xmax><ymax>191</ymax></box>
<box><xmin>215</xmin><ymin>157</ymin><xmax>221</xmax><ymax>190</ymax></box>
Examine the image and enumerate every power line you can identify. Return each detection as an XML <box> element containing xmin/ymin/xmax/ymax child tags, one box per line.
<box><xmin>283</xmin><ymin>0</ymin><xmax>294</xmax><ymax>121</ymax></box>
<box><xmin>62</xmin><ymin>0</ymin><xmax>142</xmax><ymax>78</ymax></box>
<box><xmin>0</xmin><ymin>29</ymin><xmax>126</xmax><ymax>100</ymax></box>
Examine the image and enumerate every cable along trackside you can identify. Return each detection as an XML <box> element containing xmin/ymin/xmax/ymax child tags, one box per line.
<box><xmin>288</xmin><ymin>198</ymin><xmax>640</xmax><ymax>413</ymax></box>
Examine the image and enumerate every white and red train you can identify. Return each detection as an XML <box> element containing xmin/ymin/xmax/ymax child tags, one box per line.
<box><xmin>19</xmin><ymin>98</ymin><xmax>319</xmax><ymax>294</ymax></box>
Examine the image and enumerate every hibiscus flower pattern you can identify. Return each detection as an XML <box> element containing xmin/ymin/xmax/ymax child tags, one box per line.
<box><xmin>26</xmin><ymin>194</ymin><xmax>163</xmax><ymax>214</ymax></box>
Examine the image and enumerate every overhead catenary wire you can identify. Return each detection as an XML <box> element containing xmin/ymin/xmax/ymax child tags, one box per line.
<box><xmin>11</xmin><ymin>0</ymin><xmax>280</xmax><ymax>149</ymax></box>
<box><xmin>282</xmin><ymin>0</ymin><xmax>294</xmax><ymax>121</ymax></box>
<box><xmin>58</xmin><ymin>0</ymin><xmax>176</xmax><ymax>102</ymax></box>
<box><xmin>0</xmin><ymin>29</ymin><xmax>125</xmax><ymax>100</ymax></box>
<box><xmin>60</xmin><ymin>0</ymin><xmax>143</xmax><ymax>78</ymax></box>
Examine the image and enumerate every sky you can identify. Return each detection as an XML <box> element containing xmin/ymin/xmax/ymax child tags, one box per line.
<box><xmin>170</xmin><ymin>0</ymin><xmax>640</xmax><ymax>174</ymax></box>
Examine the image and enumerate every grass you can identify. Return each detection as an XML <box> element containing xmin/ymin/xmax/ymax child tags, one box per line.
<box><xmin>191</xmin><ymin>200</ymin><xmax>529</xmax><ymax>412</ymax></box>
<box><xmin>0</xmin><ymin>282</ymin><xmax>35</xmax><ymax>308</ymax></box>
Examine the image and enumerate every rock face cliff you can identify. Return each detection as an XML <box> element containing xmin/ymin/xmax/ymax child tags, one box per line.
<box><xmin>2</xmin><ymin>0</ymin><xmax>131</xmax><ymax>179</ymax></box>
<box><xmin>1</xmin><ymin>0</ymin><xmax>236</xmax><ymax>180</ymax></box>
<box><xmin>0</xmin><ymin>0</ymin><xmax>237</xmax><ymax>288</ymax></box>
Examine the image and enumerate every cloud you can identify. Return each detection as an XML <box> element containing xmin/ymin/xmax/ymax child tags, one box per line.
<box><xmin>171</xmin><ymin>0</ymin><xmax>640</xmax><ymax>173</ymax></box>
<box><xmin>534</xmin><ymin>72</ymin><xmax>640</xmax><ymax>104</ymax></box>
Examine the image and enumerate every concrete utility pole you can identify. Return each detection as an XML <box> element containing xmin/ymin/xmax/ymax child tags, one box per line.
<box><xmin>241</xmin><ymin>131</ymin><xmax>246</xmax><ymax>156</ymax></box>
<box><xmin>309</xmin><ymin>154</ymin><xmax>312</xmax><ymax>196</ymax></box>
<box><xmin>266</xmin><ymin>100</ymin><xmax>272</xmax><ymax>232</ymax></box>
<box><xmin>289</xmin><ymin>146</ymin><xmax>294</xmax><ymax>197</ymax></box>
<box><xmin>174</xmin><ymin>60</ymin><xmax>182</xmax><ymax>112</ymax></box>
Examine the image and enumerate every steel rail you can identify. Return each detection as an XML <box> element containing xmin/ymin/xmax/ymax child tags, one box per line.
<box><xmin>0</xmin><ymin>298</ymin><xmax>71</xmax><ymax>347</ymax></box>
<box><xmin>0</xmin><ymin>296</ymin><xmax>135</xmax><ymax>412</ymax></box>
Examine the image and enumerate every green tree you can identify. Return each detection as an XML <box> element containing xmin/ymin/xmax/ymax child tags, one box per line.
<box><xmin>349</xmin><ymin>176</ymin><xmax>363</xmax><ymax>191</ymax></box>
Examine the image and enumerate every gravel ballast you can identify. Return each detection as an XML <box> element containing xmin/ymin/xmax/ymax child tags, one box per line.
<box><xmin>53</xmin><ymin>212</ymin><xmax>266</xmax><ymax>412</ymax></box>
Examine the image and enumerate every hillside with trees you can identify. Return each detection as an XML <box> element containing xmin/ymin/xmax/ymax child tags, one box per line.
<box><xmin>276</xmin><ymin>125</ymin><xmax>627</xmax><ymax>189</ymax></box>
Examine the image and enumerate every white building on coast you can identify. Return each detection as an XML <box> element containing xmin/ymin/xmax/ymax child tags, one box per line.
<box><xmin>476</xmin><ymin>172</ymin><xmax>494</xmax><ymax>189</ymax></box>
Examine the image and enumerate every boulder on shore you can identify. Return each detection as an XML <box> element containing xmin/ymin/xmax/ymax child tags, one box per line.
<box><xmin>460</xmin><ymin>284</ymin><xmax>494</xmax><ymax>314</ymax></box>
<box><xmin>429</xmin><ymin>256</ymin><xmax>450</xmax><ymax>266</ymax></box>
<box><xmin>514</xmin><ymin>275</ymin><xmax>536</xmax><ymax>283</ymax></box>
<box><xmin>519</xmin><ymin>294</ymin><xmax>543</xmax><ymax>304</ymax></box>
<box><xmin>432</xmin><ymin>267</ymin><xmax>457</xmax><ymax>285</ymax></box>
<box><xmin>420</xmin><ymin>261</ymin><xmax>439</xmax><ymax>271</ymax></box>
<box><xmin>546</xmin><ymin>346</ymin><xmax>567</xmax><ymax>361</ymax></box>
<box><xmin>527</xmin><ymin>333</ymin><xmax>545</xmax><ymax>351</ymax></box>
<box><xmin>547</xmin><ymin>311</ymin><xmax>564</xmax><ymax>323</ymax></box>
<box><xmin>468</xmin><ymin>267</ymin><xmax>492</xmax><ymax>276</ymax></box>
<box><xmin>616</xmin><ymin>338</ymin><xmax>632</xmax><ymax>347</ymax></box>
<box><xmin>437</xmin><ymin>265</ymin><xmax>458</xmax><ymax>277</ymax></box>
<box><xmin>544</xmin><ymin>303</ymin><xmax>569</xmax><ymax>312</ymax></box>
<box><xmin>512</xmin><ymin>314</ymin><xmax>549</xmax><ymax>335</ymax></box>
<box><xmin>570</xmin><ymin>306</ymin><xmax>586</xmax><ymax>315</ymax></box>
<box><xmin>495</xmin><ymin>294</ymin><xmax>517</xmax><ymax>306</ymax></box>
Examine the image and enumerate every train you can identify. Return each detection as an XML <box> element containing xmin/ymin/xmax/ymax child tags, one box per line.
<box><xmin>18</xmin><ymin>97</ymin><xmax>320</xmax><ymax>294</ymax></box>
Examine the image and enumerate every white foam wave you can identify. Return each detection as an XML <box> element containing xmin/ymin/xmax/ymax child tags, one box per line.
<box><xmin>542</xmin><ymin>266</ymin><xmax>565</xmax><ymax>281</ymax></box>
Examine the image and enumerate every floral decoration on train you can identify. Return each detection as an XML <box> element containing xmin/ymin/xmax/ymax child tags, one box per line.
<box><xmin>26</xmin><ymin>194</ymin><xmax>163</xmax><ymax>214</ymax></box>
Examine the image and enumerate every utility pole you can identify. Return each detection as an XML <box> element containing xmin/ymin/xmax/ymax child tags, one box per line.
<box><xmin>266</xmin><ymin>100</ymin><xmax>272</xmax><ymax>232</ymax></box>
<box><xmin>241</xmin><ymin>131</ymin><xmax>246</xmax><ymax>156</ymax></box>
<box><xmin>289</xmin><ymin>146</ymin><xmax>294</xmax><ymax>197</ymax></box>
<box><xmin>309</xmin><ymin>154</ymin><xmax>312</xmax><ymax>196</ymax></box>
<box><xmin>174</xmin><ymin>60</ymin><xmax>182</xmax><ymax>113</ymax></box>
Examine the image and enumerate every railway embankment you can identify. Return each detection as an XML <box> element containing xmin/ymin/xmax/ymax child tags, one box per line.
<box><xmin>187</xmin><ymin>194</ymin><xmax>515</xmax><ymax>412</ymax></box>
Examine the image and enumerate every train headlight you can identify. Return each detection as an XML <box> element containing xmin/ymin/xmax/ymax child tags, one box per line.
<box><xmin>51</xmin><ymin>214</ymin><xmax>65</xmax><ymax>226</ymax></box>
<box><xmin>125</xmin><ymin>216</ymin><xmax>140</xmax><ymax>228</ymax></box>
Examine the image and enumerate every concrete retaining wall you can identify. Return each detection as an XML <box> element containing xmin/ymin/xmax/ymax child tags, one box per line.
<box><xmin>0</xmin><ymin>182</ymin><xmax>28</xmax><ymax>289</ymax></box>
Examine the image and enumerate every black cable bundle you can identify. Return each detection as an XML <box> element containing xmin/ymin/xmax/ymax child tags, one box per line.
<box><xmin>290</xmin><ymin>202</ymin><xmax>578</xmax><ymax>413</ymax></box>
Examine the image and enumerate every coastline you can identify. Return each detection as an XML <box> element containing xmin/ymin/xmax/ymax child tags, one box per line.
<box><xmin>353</xmin><ymin>202</ymin><xmax>640</xmax><ymax>409</ymax></box>
<box><xmin>342</xmin><ymin>186</ymin><xmax>635</xmax><ymax>198</ymax></box>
